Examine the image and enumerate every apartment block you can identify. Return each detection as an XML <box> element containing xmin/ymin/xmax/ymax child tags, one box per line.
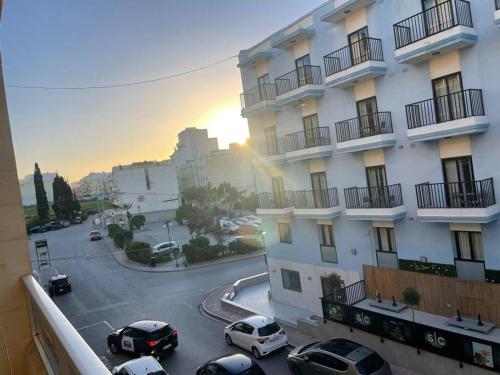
<box><xmin>239</xmin><ymin>0</ymin><xmax>500</xmax><ymax>318</ymax></box>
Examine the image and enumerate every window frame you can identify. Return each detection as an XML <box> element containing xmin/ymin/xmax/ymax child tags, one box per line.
<box><xmin>319</xmin><ymin>224</ymin><xmax>338</xmax><ymax>264</ymax></box>
<box><xmin>454</xmin><ymin>230</ymin><xmax>484</xmax><ymax>262</ymax></box>
<box><xmin>281</xmin><ymin>269</ymin><xmax>302</xmax><ymax>293</ymax></box>
<box><xmin>376</xmin><ymin>227</ymin><xmax>397</xmax><ymax>253</ymax></box>
<box><xmin>278</xmin><ymin>222</ymin><xmax>292</xmax><ymax>244</ymax></box>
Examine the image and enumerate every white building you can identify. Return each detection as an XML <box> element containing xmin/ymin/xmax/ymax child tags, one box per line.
<box><xmin>73</xmin><ymin>172</ymin><xmax>113</xmax><ymax>199</ymax></box>
<box><xmin>111</xmin><ymin>160</ymin><xmax>179</xmax><ymax>214</ymax></box>
<box><xmin>19</xmin><ymin>172</ymin><xmax>57</xmax><ymax>207</ymax></box>
<box><xmin>171</xmin><ymin>127</ymin><xmax>219</xmax><ymax>167</ymax></box>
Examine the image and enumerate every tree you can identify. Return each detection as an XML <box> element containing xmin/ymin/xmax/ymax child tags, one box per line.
<box><xmin>34</xmin><ymin>163</ymin><xmax>50</xmax><ymax>219</ymax></box>
<box><xmin>73</xmin><ymin>192</ymin><xmax>81</xmax><ymax>213</ymax></box>
<box><xmin>52</xmin><ymin>175</ymin><xmax>79</xmax><ymax>220</ymax></box>
<box><xmin>402</xmin><ymin>287</ymin><xmax>421</xmax><ymax>322</ymax></box>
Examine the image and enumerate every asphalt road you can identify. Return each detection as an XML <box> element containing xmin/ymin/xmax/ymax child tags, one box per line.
<box><xmin>28</xmin><ymin>220</ymin><xmax>290</xmax><ymax>374</ymax></box>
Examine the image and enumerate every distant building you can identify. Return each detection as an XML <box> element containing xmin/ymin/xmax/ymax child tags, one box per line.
<box><xmin>73</xmin><ymin>172</ymin><xmax>113</xmax><ymax>200</ymax></box>
<box><xmin>171</xmin><ymin>127</ymin><xmax>219</xmax><ymax>166</ymax></box>
<box><xmin>19</xmin><ymin>172</ymin><xmax>57</xmax><ymax>207</ymax></box>
<box><xmin>111</xmin><ymin>160</ymin><xmax>179</xmax><ymax>214</ymax></box>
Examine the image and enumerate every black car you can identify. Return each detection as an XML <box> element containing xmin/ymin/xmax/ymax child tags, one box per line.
<box><xmin>48</xmin><ymin>275</ymin><xmax>72</xmax><ymax>297</ymax></box>
<box><xmin>107</xmin><ymin>320</ymin><xmax>178</xmax><ymax>358</ymax></box>
<box><xmin>30</xmin><ymin>225</ymin><xmax>47</xmax><ymax>234</ymax></box>
<box><xmin>197</xmin><ymin>354</ymin><xmax>265</xmax><ymax>375</ymax></box>
<box><xmin>45</xmin><ymin>221</ymin><xmax>63</xmax><ymax>231</ymax></box>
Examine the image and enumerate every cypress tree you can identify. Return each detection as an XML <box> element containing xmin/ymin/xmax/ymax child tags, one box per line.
<box><xmin>34</xmin><ymin>163</ymin><xmax>49</xmax><ymax>219</ymax></box>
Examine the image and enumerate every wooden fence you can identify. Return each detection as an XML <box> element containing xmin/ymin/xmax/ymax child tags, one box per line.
<box><xmin>363</xmin><ymin>265</ymin><xmax>500</xmax><ymax>326</ymax></box>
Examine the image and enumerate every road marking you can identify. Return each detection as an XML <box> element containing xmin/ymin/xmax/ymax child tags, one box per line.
<box><xmin>78</xmin><ymin>320</ymin><xmax>114</xmax><ymax>331</ymax></box>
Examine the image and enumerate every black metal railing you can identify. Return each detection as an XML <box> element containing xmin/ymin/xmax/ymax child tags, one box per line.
<box><xmin>322</xmin><ymin>280</ymin><xmax>366</xmax><ymax>306</ymax></box>
<box><xmin>344</xmin><ymin>184</ymin><xmax>403</xmax><ymax>209</ymax></box>
<box><xmin>497</xmin><ymin>0</ymin><xmax>500</xmax><ymax>11</ymax></box>
<box><xmin>416</xmin><ymin>178</ymin><xmax>496</xmax><ymax>209</ymax></box>
<box><xmin>406</xmin><ymin>89</ymin><xmax>484</xmax><ymax>129</ymax></box>
<box><xmin>265</xmin><ymin>137</ymin><xmax>286</xmax><ymax>157</ymax></box>
<box><xmin>257</xmin><ymin>192</ymin><xmax>294</xmax><ymax>209</ymax></box>
<box><xmin>285</xmin><ymin>127</ymin><xmax>331</xmax><ymax>152</ymax></box>
<box><xmin>335</xmin><ymin>112</ymin><xmax>393</xmax><ymax>143</ymax></box>
<box><xmin>240</xmin><ymin>83</ymin><xmax>277</xmax><ymax>110</ymax></box>
<box><xmin>324</xmin><ymin>38</ymin><xmax>384</xmax><ymax>76</ymax></box>
<box><xmin>293</xmin><ymin>188</ymin><xmax>339</xmax><ymax>209</ymax></box>
<box><xmin>275</xmin><ymin>65</ymin><xmax>322</xmax><ymax>96</ymax></box>
<box><xmin>393</xmin><ymin>0</ymin><xmax>473</xmax><ymax>49</ymax></box>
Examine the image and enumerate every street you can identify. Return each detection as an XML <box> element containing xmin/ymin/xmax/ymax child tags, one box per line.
<box><xmin>28</xmin><ymin>220</ymin><xmax>290</xmax><ymax>374</ymax></box>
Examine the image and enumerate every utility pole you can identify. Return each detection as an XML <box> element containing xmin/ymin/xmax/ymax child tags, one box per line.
<box><xmin>223</xmin><ymin>181</ymin><xmax>230</xmax><ymax>219</ymax></box>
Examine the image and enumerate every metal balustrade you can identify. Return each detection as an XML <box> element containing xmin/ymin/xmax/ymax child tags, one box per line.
<box><xmin>324</xmin><ymin>38</ymin><xmax>384</xmax><ymax>76</ymax></box>
<box><xmin>293</xmin><ymin>188</ymin><xmax>339</xmax><ymax>209</ymax></box>
<box><xmin>406</xmin><ymin>89</ymin><xmax>484</xmax><ymax>129</ymax></box>
<box><xmin>257</xmin><ymin>192</ymin><xmax>294</xmax><ymax>209</ymax></box>
<box><xmin>322</xmin><ymin>280</ymin><xmax>366</xmax><ymax>306</ymax></box>
<box><xmin>285</xmin><ymin>127</ymin><xmax>331</xmax><ymax>152</ymax></box>
<box><xmin>275</xmin><ymin>65</ymin><xmax>322</xmax><ymax>96</ymax></box>
<box><xmin>240</xmin><ymin>83</ymin><xmax>277</xmax><ymax>110</ymax></box>
<box><xmin>265</xmin><ymin>137</ymin><xmax>286</xmax><ymax>157</ymax></box>
<box><xmin>393</xmin><ymin>0</ymin><xmax>473</xmax><ymax>49</ymax></box>
<box><xmin>415</xmin><ymin>178</ymin><xmax>496</xmax><ymax>209</ymax></box>
<box><xmin>344</xmin><ymin>184</ymin><xmax>403</xmax><ymax>209</ymax></box>
<box><xmin>335</xmin><ymin>112</ymin><xmax>393</xmax><ymax>143</ymax></box>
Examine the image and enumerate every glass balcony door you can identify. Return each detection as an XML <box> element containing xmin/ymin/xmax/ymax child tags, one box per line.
<box><xmin>348</xmin><ymin>27</ymin><xmax>369</xmax><ymax>66</ymax></box>
<box><xmin>265</xmin><ymin>126</ymin><xmax>279</xmax><ymax>156</ymax></box>
<box><xmin>432</xmin><ymin>72</ymin><xmax>465</xmax><ymax>123</ymax></box>
<box><xmin>366</xmin><ymin>165</ymin><xmax>389</xmax><ymax>207</ymax></box>
<box><xmin>423</xmin><ymin>0</ymin><xmax>453</xmax><ymax>36</ymax></box>
<box><xmin>271</xmin><ymin>176</ymin><xmax>286</xmax><ymax>208</ymax></box>
<box><xmin>443</xmin><ymin>156</ymin><xmax>478</xmax><ymax>208</ymax></box>
<box><xmin>303</xmin><ymin>113</ymin><xmax>320</xmax><ymax>148</ymax></box>
<box><xmin>257</xmin><ymin>73</ymin><xmax>272</xmax><ymax>101</ymax></box>
<box><xmin>295</xmin><ymin>54</ymin><xmax>312</xmax><ymax>86</ymax></box>
<box><xmin>356</xmin><ymin>96</ymin><xmax>379</xmax><ymax>137</ymax></box>
<box><xmin>311</xmin><ymin>172</ymin><xmax>328</xmax><ymax>208</ymax></box>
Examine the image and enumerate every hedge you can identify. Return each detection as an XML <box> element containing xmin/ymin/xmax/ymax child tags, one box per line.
<box><xmin>131</xmin><ymin>215</ymin><xmax>146</xmax><ymax>229</ymax></box>
<box><xmin>228</xmin><ymin>238</ymin><xmax>261</xmax><ymax>255</ymax></box>
<box><xmin>183</xmin><ymin>236</ymin><xmax>227</xmax><ymax>264</ymax></box>
<box><xmin>398</xmin><ymin>259</ymin><xmax>456</xmax><ymax>277</ymax></box>
<box><xmin>107</xmin><ymin>224</ymin><xmax>121</xmax><ymax>238</ymax></box>
<box><xmin>126</xmin><ymin>241</ymin><xmax>152</xmax><ymax>265</ymax></box>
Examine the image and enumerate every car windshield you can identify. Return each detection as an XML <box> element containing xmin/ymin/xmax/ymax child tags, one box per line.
<box><xmin>51</xmin><ymin>279</ymin><xmax>67</xmax><ymax>286</ymax></box>
<box><xmin>149</xmin><ymin>325</ymin><xmax>173</xmax><ymax>340</ymax></box>
<box><xmin>239</xmin><ymin>365</ymin><xmax>265</xmax><ymax>375</ymax></box>
<box><xmin>257</xmin><ymin>322</ymin><xmax>280</xmax><ymax>337</ymax></box>
<box><xmin>355</xmin><ymin>353</ymin><xmax>385</xmax><ymax>375</ymax></box>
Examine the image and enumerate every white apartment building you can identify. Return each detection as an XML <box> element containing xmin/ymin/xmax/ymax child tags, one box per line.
<box><xmin>73</xmin><ymin>172</ymin><xmax>113</xmax><ymax>199</ymax></box>
<box><xmin>111</xmin><ymin>160</ymin><xmax>179</xmax><ymax>214</ymax></box>
<box><xmin>19</xmin><ymin>172</ymin><xmax>56</xmax><ymax>206</ymax></box>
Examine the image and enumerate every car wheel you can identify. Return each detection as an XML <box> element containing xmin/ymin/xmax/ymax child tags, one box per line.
<box><xmin>48</xmin><ymin>289</ymin><xmax>54</xmax><ymax>298</ymax></box>
<box><xmin>109</xmin><ymin>343</ymin><xmax>119</xmax><ymax>354</ymax></box>
<box><xmin>252</xmin><ymin>347</ymin><xmax>260</xmax><ymax>359</ymax></box>
<box><xmin>225</xmin><ymin>334</ymin><xmax>233</xmax><ymax>345</ymax></box>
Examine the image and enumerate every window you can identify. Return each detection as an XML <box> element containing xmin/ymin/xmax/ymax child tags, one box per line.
<box><xmin>454</xmin><ymin>231</ymin><xmax>484</xmax><ymax>261</ymax></box>
<box><xmin>319</xmin><ymin>225</ymin><xmax>337</xmax><ymax>263</ymax></box>
<box><xmin>295</xmin><ymin>55</ymin><xmax>312</xmax><ymax>86</ymax></box>
<box><xmin>348</xmin><ymin>27</ymin><xmax>369</xmax><ymax>65</ymax></box>
<box><xmin>376</xmin><ymin>227</ymin><xmax>397</xmax><ymax>252</ymax></box>
<box><xmin>432</xmin><ymin>72</ymin><xmax>464</xmax><ymax>122</ymax></box>
<box><xmin>308</xmin><ymin>352</ymin><xmax>349</xmax><ymax>371</ymax></box>
<box><xmin>278</xmin><ymin>223</ymin><xmax>292</xmax><ymax>244</ymax></box>
<box><xmin>303</xmin><ymin>114</ymin><xmax>320</xmax><ymax>147</ymax></box>
<box><xmin>258</xmin><ymin>322</ymin><xmax>281</xmax><ymax>337</ymax></box>
<box><xmin>281</xmin><ymin>269</ymin><xmax>301</xmax><ymax>292</ymax></box>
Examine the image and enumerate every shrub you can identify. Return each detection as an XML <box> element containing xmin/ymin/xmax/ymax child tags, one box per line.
<box><xmin>228</xmin><ymin>239</ymin><xmax>260</xmax><ymax>255</ymax></box>
<box><xmin>131</xmin><ymin>215</ymin><xmax>146</xmax><ymax>229</ymax></box>
<box><xmin>113</xmin><ymin>229</ymin><xmax>133</xmax><ymax>249</ymax></box>
<box><xmin>107</xmin><ymin>224</ymin><xmax>121</xmax><ymax>238</ymax></box>
<box><xmin>190</xmin><ymin>236</ymin><xmax>210</xmax><ymax>248</ymax></box>
<box><xmin>125</xmin><ymin>241</ymin><xmax>152</xmax><ymax>264</ymax></box>
<box><xmin>182</xmin><ymin>238</ymin><xmax>227</xmax><ymax>264</ymax></box>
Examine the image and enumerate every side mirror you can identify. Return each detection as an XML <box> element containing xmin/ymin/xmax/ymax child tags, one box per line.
<box><xmin>303</xmin><ymin>356</ymin><xmax>309</xmax><ymax>362</ymax></box>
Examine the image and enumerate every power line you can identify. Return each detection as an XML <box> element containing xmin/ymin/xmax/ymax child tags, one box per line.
<box><xmin>7</xmin><ymin>55</ymin><xmax>238</xmax><ymax>90</ymax></box>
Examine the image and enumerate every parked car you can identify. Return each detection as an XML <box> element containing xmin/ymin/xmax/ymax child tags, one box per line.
<box><xmin>48</xmin><ymin>275</ymin><xmax>72</xmax><ymax>297</ymax></box>
<box><xmin>89</xmin><ymin>230</ymin><xmax>102</xmax><ymax>241</ymax></box>
<box><xmin>30</xmin><ymin>225</ymin><xmax>47</xmax><ymax>234</ymax></box>
<box><xmin>107</xmin><ymin>320</ymin><xmax>178</xmax><ymax>358</ymax></box>
<box><xmin>224</xmin><ymin>315</ymin><xmax>287</xmax><ymax>358</ymax></box>
<box><xmin>238</xmin><ymin>223</ymin><xmax>262</xmax><ymax>235</ymax></box>
<box><xmin>152</xmin><ymin>241</ymin><xmax>180</xmax><ymax>255</ymax></box>
<box><xmin>45</xmin><ymin>221</ymin><xmax>63</xmax><ymax>231</ymax></box>
<box><xmin>197</xmin><ymin>354</ymin><xmax>265</xmax><ymax>375</ymax></box>
<box><xmin>244</xmin><ymin>215</ymin><xmax>262</xmax><ymax>225</ymax></box>
<box><xmin>287</xmin><ymin>338</ymin><xmax>392</xmax><ymax>375</ymax></box>
<box><xmin>73</xmin><ymin>216</ymin><xmax>82</xmax><ymax>224</ymax></box>
<box><xmin>233</xmin><ymin>218</ymin><xmax>249</xmax><ymax>226</ymax></box>
<box><xmin>60</xmin><ymin>220</ymin><xmax>71</xmax><ymax>228</ymax></box>
<box><xmin>220</xmin><ymin>220</ymin><xmax>239</xmax><ymax>234</ymax></box>
<box><xmin>112</xmin><ymin>356</ymin><xmax>169</xmax><ymax>375</ymax></box>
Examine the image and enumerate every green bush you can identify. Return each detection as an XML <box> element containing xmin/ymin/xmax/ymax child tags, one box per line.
<box><xmin>190</xmin><ymin>236</ymin><xmax>210</xmax><ymax>248</ymax></box>
<box><xmin>107</xmin><ymin>224</ymin><xmax>121</xmax><ymax>238</ymax></box>
<box><xmin>113</xmin><ymin>229</ymin><xmax>133</xmax><ymax>249</ymax></box>
<box><xmin>125</xmin><ymin>241</ymin><xmax>152</xmax><ymax>264</ymax></box>
<box><xmin>182</xmin><ymin>238</ymin><xmax>227</xmax><ymax>264</ymax></box>
<box><xmin>228</xmin><ymin>239</ymin><xmax>260</xmax><ymax>255</ymax></box>
<box><xmin>398</xmin><ymin>259</ymin><xmax>456</xmax><ymax>277</ymax></box>
<box><xmin>131</xmin><ymin>215</ymin><xmax>146</xmax><ymax>229</ymax></box>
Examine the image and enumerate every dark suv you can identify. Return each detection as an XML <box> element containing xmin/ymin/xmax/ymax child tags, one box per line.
<box><xmin>107</xmin><ymin>320</ymin><xmax>178</xmax><ymax>358</ymax></box>
<box><xmin>197</xmin><ymin>354</ymin><xmax>265</xmax><ymax>375</ymax></box>
<box><xmin>48</xmin><ymin>275</ymin><xmax>72</xmax><ymax>297</ymax></box>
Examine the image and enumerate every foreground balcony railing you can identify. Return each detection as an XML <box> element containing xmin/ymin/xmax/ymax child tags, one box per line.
<box><xmin>293</xmin><ymin>188</ymin><xmax>339</xmax><ymax>209</ymax></box>
<box><xmin>257</xmin><ymin>192</ymin><xmax>294</xmax><ymax>209</ymax></box>
<box><xmin>335</xmin><ymin>112</ymin><xmax>393</xmax><ymax>142</ymax></box>
<box><xmin>240</xmin><ymin>83</ymin><xmax>277</xmax><ymax>110</ymax></box>
<box><xmin>415</xmin><ymin>179</ymin><xmax>496</xmax><ymax>209</ymax></box>
<box><xmin>393</xmin><ymin>0</ymin><xmax>473</xmax><ymax>49</ymax></box>
<box><xmin>406</xmin><ymin>89</ymin><xmax>484</xmax><ymax>129</ymax></box>
<box><xmin>275</xmin><ymin>65</ymin><xmax>322</xmax><ymax>96</ymax></box>
<box><xmin>344</xmin><ymin>184</ymin><xmax>403</xmax><ymax>209</ymax></box>
<box><xmin>324</xmin><ymin>38</ymin><xmax>384</xmax><ymax>76</ymax></box>
<box><xmin>265</xmin><ymin>137</ymin><xmax>286</xmax><ymax>157</ymax></box>
<box><xmin>285</xmin><ymin>127</ymin><xmax>331</xmax><ymax>152</ymax></box>
<box><xmin>23</xmin><ymin>274</ymin><xmax>110</xmax><ymax>374</ymax></box>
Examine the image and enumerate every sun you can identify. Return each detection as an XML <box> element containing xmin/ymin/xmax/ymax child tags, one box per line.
<box><xmin>203</xmin><ymin>107</ymin><xmax>249</xmax><ymax>148</ymax></box>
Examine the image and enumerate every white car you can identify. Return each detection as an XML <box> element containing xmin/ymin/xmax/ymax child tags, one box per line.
<box><xmin>244</xmin><ymin>215</ymin><xmax>262</xmax><ymax>225</ymax></box>
<box><xmin>224</xmin><ymin>315</ymin><xmax>288</xmax><ymax>358</ymax></box>
<box><xmin>152</xmin><ymin>241</ymin><xmax>180</xmax><ymax>255</ymax></box>
<box><xmin>220</xmin><ymin>220</ymin><xmax>239</xmax><ymax>234</ymax></box>
<box><xmin>112</xmin><ymin>356</ymin><xmax>168</xmax><ymax>375</ymax></box>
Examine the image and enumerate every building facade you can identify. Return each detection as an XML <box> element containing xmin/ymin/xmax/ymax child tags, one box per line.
<box><xmin>73</xmin><ymin>172</ymin><xmax>113</xmax><ymax>200</ymax></box>
<box><xmin>112</xmin><ymin>160</ymin><xmax>179</xmax><ymax>214</ymax></box>
<box><xmin>239</xmin><ymin>0</ymin><xmax>500</xmax><ymax>315</ymax></box>
<box><xmin>19</xmin><ymin>172</ymin><xmax>56</xmax><ymax>206</ymax></box>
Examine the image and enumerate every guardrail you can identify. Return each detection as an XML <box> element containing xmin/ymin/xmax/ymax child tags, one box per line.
<box><xmin>257</xmin><ymin>192</ymin><xmax>294</xmax><ymax>209</ymax></box>
<box><xmin>293</xmin><ymin>188</ymin><xmax>339</xmax><ymax>209</ymax></box>
<box><xmin>406</xmin><ymin>89</ymin><xmax>484</xmax><ymax>129</ymax></box>
<box><xmin>285</xmin><ymin>127</ymin><xmax>331</xmax><ymax>152</ymax></box>
<box><xmin>393</xmin><ymin>0</ymin><xmax>473</xmax><ymax>49</ymax></box>
<box><xmin>321</xmin><ymin>280</ymin><xmax>366</xmax><ymax>306</ymax></box>
<box><xmin>415</xmin><ymin>178</ymin><xmax>495</xmax><ymax>208</ymax></box>
<box><xmin>335</xmin><ymin>112</ymin><xmax>393</xmax><ymax>142</ymax></box>
<box><xmin>240</xmin><ymin>83</ymin><xmax>277</xmax><ymax>109</ymax></box>
<box><xmin>275</xmin><ymin>65</ymin><xmax>322</xmax><ymax>96</ymax></box>
<box><xmin>265</xmin><ymin>137</ymin><xmax>286</xmax><ymax>157</ymax></box>
<box><xmin>324</xmin><ymin>38</ymin><xmax>384</xmax><ymax>76</ymax></box>
<box><xmin>344</xmin><ymin>184</ymin><xmax>403</xmax><ymax>209</ymax></box>
<box><xmin>23</xmin><ymin>274</ymin><xmax>111</xmax><ymax>374</ymax></box>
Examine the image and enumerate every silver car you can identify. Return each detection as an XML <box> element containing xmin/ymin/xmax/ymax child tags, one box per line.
<box><xmin>287</xmin><ymin>338</ymin><xmax>392</xmax><ymax>375</ymax></box>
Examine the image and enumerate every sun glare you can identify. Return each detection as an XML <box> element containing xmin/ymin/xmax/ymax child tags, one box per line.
<box><xmin>203</xmin><ymin>107</ymin><xmax>249</xmax><ymax>149</ymax></box>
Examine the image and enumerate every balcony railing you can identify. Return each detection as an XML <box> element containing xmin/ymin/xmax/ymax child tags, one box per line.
<box><xmin>415</xmin><ymin>178</ymin><xmax>496</xmax><ymax>209</ymax></box>
<box><xmin>293</xmin><ymin>188</ymin><xmax>339</xmax><ymax>209</ymax></box>
<box><xmin>275</xmin><ymin>65</ymin><xmax>322</xmax><ymax>96</ymax></box>
<box><xmin>406</xmin><ymin>89</ymin><xmax>484</xmax><ymax>129</ymax></box>
<box><xmin>322</xmin><ymin>280</ymin><xmax>366</xmax><ymax>306</ymax></box>
<box><xmin>335</xmin><ymin>112</ymin><xmax>393</xmax><ymax>142</ymax></box>
<box><xmin>324</xmin><ymin>38</ymin><xmax>384</xmax><ymax>76</ymax></box>
<box><xmin>497</xmin><ymin>0</ymin><xmax>500</xmax><ymax>11</ymax></box>
<box><xmin>344</xmin><ymin>184</ymin><xmax>403</xmax><ymax>209</ymax></box>
<box><xmin>393</xmin><ymin>0</ymin><xmax>473</xmax><ymax>49</ymax></box>
<box><xmin>285</xmin><ymin>127</ymin><xmax>331</xmax><ymax>152</ymax></box>
<box><xmin>23</xmin><ymin>275</ymin><xmax>110</xmax><ymax>374</ymax></box>
<box><xmin>257</xmin><ymin>191</ymin><xmax>294</xmax><ymax>209</ymax></box>
<box><xmin>265</xmin><ymin>137</ymin><xmax>286</xmax><ymax>157</ymax></box>
<box><xmin>240</xmin><ymin>83</ymin><xmax>277</xmax><ymax>110</ymax></box>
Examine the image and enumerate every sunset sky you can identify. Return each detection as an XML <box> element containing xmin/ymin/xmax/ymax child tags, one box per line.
<box><xmin>1</xmin><ymin>0</ymin><xmax>325</xmax><ymax>182</ymax></box>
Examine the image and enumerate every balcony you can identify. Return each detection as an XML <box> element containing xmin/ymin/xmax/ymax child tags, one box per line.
<box><xmin>262</xmin><ymin>138</ymin><xmax>286</xmax><ymax>165</ymax></box>
<box><xmin>292</xmin><ymin>188</ymin><xmax>341</xmax><ymax>219</ymax></box>
<box><xmin>324</xmin><ymin>38</ymin><xmax>386</xmax><ymax>88</ymax></box>
<box><xmin>321</xmin><ymin>0</ymin><xmax>376</xmax><ymax>23</ymax></box>
<box><xmin>256</xmin><ymin>192</ymin><xmax>294</xmax><ymax>216</ymax></box>
<box><xmin>393</xmin><ymin>0</ymin><xmax>476</xmax><ymax>64</ymax></box>
<box><xmin>344</xmin><ymin>184</ymin><xmax>406</xmax><ymax>220</ymax></box>
<box><xmin>415</xmin><ymin>178</ymin><xmax>500</xmax><ymax>223</ymax></box>
<box><xmin>285</xmin><ymin>127</ymin><xmax>334</xmax><ymax>162</ymax></box>
<box><xmin>406</xmin><ymin>89</ymin><xmax>488</xmax><ymax>141</ymax></box>
<box><xmin>238</xmin><ymin>50</ymin><xmax>272</xmax><ymax>69</ymax></box>
<box><xmin>335</xmin><ymin>112</ymin><xmax>395</xmax><ymax>153</ymax></box>
<box><xmin>240</xmin><ymin>83</ymin><xmax>279</xmax><ymax>117</ymax></box>
<box><xmin>275</xmin><ymin>65</ymin><xmax>324</xmax><ymax>106</ymax></box>
<box><xmin>271</xmin><ymin>28</ymin><xmax>315</xmax><ymax>50</ymax></box>
<box><xmin>496</xmin><ymin>0</ymin><xmax>500</xmax><ymax>27</ymax></box>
